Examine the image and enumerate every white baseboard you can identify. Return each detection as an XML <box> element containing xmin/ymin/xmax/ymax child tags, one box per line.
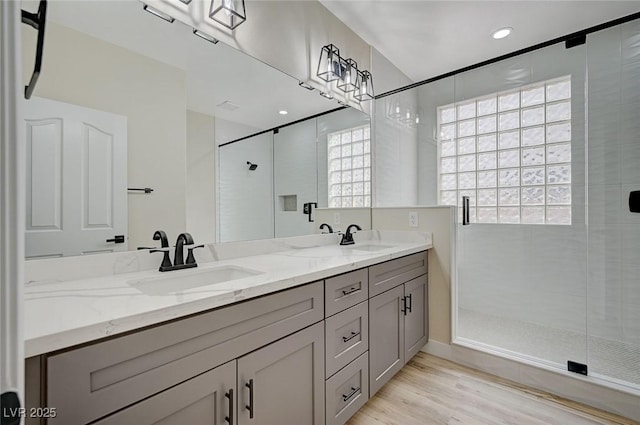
<box><xmin>421</xmin><ymin>340</ymin><xmax>640</xmax><ymax>422</ymax></box>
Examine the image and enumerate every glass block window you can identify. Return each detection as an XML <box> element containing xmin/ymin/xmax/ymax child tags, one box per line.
<box><xmin>438</xmin><ymin>76</ymin><xmax>572</xmax><ymax>224</ymax></box>
<box><xmin>328</xmin><ymin>126</ymin><xmax>371</xmax><ymax>208</ymax></box>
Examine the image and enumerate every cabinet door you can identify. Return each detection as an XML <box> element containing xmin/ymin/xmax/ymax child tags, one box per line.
<box><xmin>368</xmin><ymin>285</ymin><xmax>404</xmax><ymax>396</ymax></box>
<box><xmin>404</xmin><ymin>275</ymin><xmax>428</xmax><ymax>363</ymax></box>
<box><xmin>93</xmin><ymin>360</ymin><xmax>236</xmax><ymax>425</ymax></box>
<box><xmin>237</xmin><ymin>322</ymin><xmax>324</xmax><ymax>425</ymax></box>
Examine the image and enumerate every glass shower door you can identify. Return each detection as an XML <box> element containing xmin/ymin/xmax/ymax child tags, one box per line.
<box><xmin>453</xmin><ymin>42</ymin><xmax>589</xmax><ymax>372</ymax></box>
<box><xmin>586</xmin><ymin>20</ymin><xmax>640</xmax><ymax>391</ymax></box>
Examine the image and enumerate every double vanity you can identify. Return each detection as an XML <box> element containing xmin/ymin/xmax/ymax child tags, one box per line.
<box><xmin>23</xmin><ymin>230</ymin><xmax>431</xmax><ymax>425</ymax></box>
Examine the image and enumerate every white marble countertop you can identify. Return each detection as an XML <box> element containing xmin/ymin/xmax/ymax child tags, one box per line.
<box><xmin>24</xmin><ymin>230</ymin><xmax>431</xmax><ymax>357</ymax></box>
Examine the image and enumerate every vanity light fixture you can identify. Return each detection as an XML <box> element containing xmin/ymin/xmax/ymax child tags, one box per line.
<box><xmin>336</xmin><ymin>58</ymin><xmax>359</xmax><ymax>93</ymax></box>
<box><xmin>193</xmin><ymin>29</ymin><xmax>219</xmax><ymax>44</ymax></box>
<box><xmin>143</xmin><ymin>4</ymin><xmax>175</xmax><ymax>23</ymax></box>
<box><xmin>492</xmin><ymin>27</ymin><xmax>513</xmax><ymax>39</ymax></box>
<box><xmin>298</xmin><ymin>81</ymin><xmax>314</xmax><ymax>91</ymax></box>
<box><xmin>316</xmin><ymin>44</ymin><xmax>375</xmax><ymax>102</ymax></box>
<box><xmin>354</xmin><ymin>70</ymin><xmax>374</xmax><ymax>101</ymax></box>
<box><xmin>178</xmin><ymin>0</ymin><xmax>193</xmax><ymax>4</ymax></box>
<box><xmin>319</xmin><ymin>91</ymin><xmax>334</xmax><ymax>100</ymax></box>
<box><xmin>317</xmin><ymin>44</ymin><xmax>342</xmax><ymax>82</ymax></box>
<box><xmin>209</xmin><ymin>0</ymin><xmax>246</xmax><ymax>30</ymax></box>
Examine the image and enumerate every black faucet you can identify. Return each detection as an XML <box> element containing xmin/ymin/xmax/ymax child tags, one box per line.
<box><xmin>340</xmin><ymin>224</ymin><xmax>362</xmax><ymax>245</ymax></box>
<box><xmin>150</xmin><ymin>231</ymin><xmax>204</xmax><ymax>272</ymax></box>
<box><xmin>319</xmin><ymin>223</ymin><xmax>333</xmax><ymax>234</ymax></box>
<box><xmin>174</xmin><ymin>233</ymin><xmax>194</xmax><ymax>266</ymax></box>
<box><xmin>153</xmin><ymin>230</ymin><xmax>169</xmax><ymax>248</ymax></box>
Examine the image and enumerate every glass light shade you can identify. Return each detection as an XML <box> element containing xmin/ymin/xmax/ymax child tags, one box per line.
<box><xmin>387</xmin><ymin>98</ymin><xmax>402</xmax><ymax>119</ymax></box>
<box><xmin>317</xmin><ymin>44</ymin><xmax>341</xmax><ymax>82</ymax></box>
<box><xmin>209</xmin><ymin>0</ymin><xmax>246</xmax><ymax>30</ymax></box>
<box><xmin>337</xmin><ymin>59</ymin><xmax>359</xmax><ymax>93</ymax></box>
<box><xmin>354</xmin><ymin>70</ymin><xmax>374</xmax><ymax>101</ymax></box>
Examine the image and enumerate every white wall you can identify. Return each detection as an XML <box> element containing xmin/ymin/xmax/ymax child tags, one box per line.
<box><xmin>186</xmin><ymin>110</ymin><xmax>216</xmax><ymax>244</ymax></box>
<box><xmin>373</xmin><ymin>90</ymin><xmax>419</xmax><ymax>207</ymax></box>
<box><xmin>22</xmin><ymin>22</ymin><xmax>187</xmax><ymax>250</ymax></box>
<box><xmin>370</xmin><ymin>47</ymin><xmax>413</xmax><ymax>96</ymax></box>
<box><xmin>218</xmin><ymin>133</ymin><xmax>273</xmax><ymax>242</ymax></box>
<box><xmin>214</xmin><ymin>117</ymin><xmax>261</xmax><ymax>147</ymax></box>
<box><xmin>314</xmin><ymin>208</ymin><xmax>372</xmax><ymax>234</ymax></box>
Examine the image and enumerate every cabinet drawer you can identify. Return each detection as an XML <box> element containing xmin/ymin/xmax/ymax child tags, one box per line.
<box><xmin>325</xmin><ymin>301</ymin><xmax>369</xmax><ymax>378</ymax></box>
<box><xmin>325</xmin><ymin>268</ymin><xmax>368</xmax><ymax>317</ymax></box>
<box><xmin>325</xmin><ymin>352</ymin><xmax>369</xmax><ymax>425</ymax></box>
<box><xmin>368</xmin><ymin>251</ymin><xmax>427</xmax><ymax>296</ymax></box>
<box><xmin>47</xmin><ymin>281</ymin><xmax>323</xmax><ymax>425</ymax></box>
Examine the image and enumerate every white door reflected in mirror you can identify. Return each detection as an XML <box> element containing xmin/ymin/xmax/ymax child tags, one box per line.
<box><xmin>24</xmin><ymin>97</ymin><xmax>127</xmax><ymax>258</ymax></box>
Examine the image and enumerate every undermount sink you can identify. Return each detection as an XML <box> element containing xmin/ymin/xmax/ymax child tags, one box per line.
<box><xmin>348</xmin><ymin>243</ymin><xmax>396</xmax><ymax>252</ymax></box>
<box><xmin>128</xmin><ymin>265</ymin><xmax>263</xmax><ymax>295</ymax></box>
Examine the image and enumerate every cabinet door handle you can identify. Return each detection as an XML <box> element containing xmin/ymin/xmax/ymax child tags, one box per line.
<box><xmin>342</xmin><ymin>331</ymin><xmax>360</xmax><ymax>342</ymax></box>
<box><xmin>245</xmin><ymin>379</ymin><xmax>254</xmax><ymax>419</ymax></box>
<box><xmin>407</xmin><ymin>293</ymin><xmax>413</xmax><ymax>313</ymax></box>
<box><xmin>401</xmin><ymin>296</ymin><xmax>407</xmax><ymax>315</ymax></box>
<box><xmin>342</xmin><ymin>287</ymin><xmax>358</xmax><ymax>296</ymax></box>
<box><xmin>342</xmin><ymin>386</ymin><xmax>361</xmax><ymax>402</ymax></box>
<box><xmin>225</xmin><ymin>388</ymin><xmax>234</xmax><ymax>425</ymax></box>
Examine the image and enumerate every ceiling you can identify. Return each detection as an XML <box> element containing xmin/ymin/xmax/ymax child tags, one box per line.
<box><xmin>320</xmin><ymin>1</ymin><xmax>640</xmax><ymax>86</ymax></box>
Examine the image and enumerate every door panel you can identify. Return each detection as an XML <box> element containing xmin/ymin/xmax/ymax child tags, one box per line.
<box><xmin>368</xmin><ymin>285</ymin><xmax>404</xmax><ymax>396</ymax></box>
<box><xmin>237</xmin><ymin>322</ymin><xmax>324</xmax><ymax>425</ymax></box>
<box><xmin>404</xmin><ymin>275</ymin><xmax>428</xmax><ymax>362</ymax></box>
<box><xmin>24</xmin><ymin>97</ymin><xmax>127</xmax><ymax>257</ymax></box>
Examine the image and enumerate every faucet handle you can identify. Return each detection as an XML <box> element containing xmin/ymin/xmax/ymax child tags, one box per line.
<box><xmin>186</xmin><ymin>245</ymin><xmax>205</xmax><ymax>265</ymax></box>
<box><xmin>150</xmin><ymin>248</ymin><xmax>172</xmax><ymax>271</ymax></box>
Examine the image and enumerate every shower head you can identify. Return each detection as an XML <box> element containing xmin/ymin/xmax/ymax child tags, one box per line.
<box><xmin>247</xmin><ymin>161</ymin><xmax>258</xmax><ymax>171</ymax></box>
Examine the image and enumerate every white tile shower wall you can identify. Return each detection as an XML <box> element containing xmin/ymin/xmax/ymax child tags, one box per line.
<box><xmin>273</xmin><ymin>119</ymin><xmax>318</xmax><ymax>238</ymax></box>
<box><xmin>218</xmin><ymin>132</ymin><xmax>274</xmax><ymax>242</ymax></box>
<box><xmin>374</xmin><ymin>92</ymin><xmax>419</xmax><ymax>207</ymax></box>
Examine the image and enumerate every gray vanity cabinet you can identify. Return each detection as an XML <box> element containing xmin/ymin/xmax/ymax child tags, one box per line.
<box><xmin>404</xmin><ymin>275</ymin><xmax>429</xmax><ymax>361</ymax></box>
<box><xmin>369</xmin><ymin>253</ymin><xmax>428</xmax><ymax>396</ymax></box>
<box><xmin>92</xmin><ymin>360</ymin><xmax>236</xmax><ymax>425</ymax></box>
<box><xmin>237</xmin><ymin>322</ymin><xmax>325</xmax><ymax>425</ymax></box>
<box><xmin>369</xmin><ymin>284</ymin><xmax>405</xmax><ymax>396</ymax></box>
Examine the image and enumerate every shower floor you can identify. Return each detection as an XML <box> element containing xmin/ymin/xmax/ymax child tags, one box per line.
<box><xmin>458</xmin><ymin>308</ymin><xmax>640</xmax><ymax>390</ymax></box>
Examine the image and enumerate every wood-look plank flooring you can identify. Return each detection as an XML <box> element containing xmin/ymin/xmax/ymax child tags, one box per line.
<box><xmin>347</xmin><ymin>352</ymin><xmax>639</xmax><ymax>425</ymax></box>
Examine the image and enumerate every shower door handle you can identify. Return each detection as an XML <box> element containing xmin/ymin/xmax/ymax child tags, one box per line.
<box><xmin>462</xmin><ymin>196</ymin><xmax>470</xmax><ymax>225</ymax></box>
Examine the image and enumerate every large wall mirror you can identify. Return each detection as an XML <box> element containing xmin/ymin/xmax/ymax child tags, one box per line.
<box><xmin>21</xmin><ymin>0</ymin><xmax>371</xmax><ymax>258</ymax></box>
<box><xmin>219</xmin><ymin>107</ymin><xmax>370</xmax><ymax>242</ymax></box>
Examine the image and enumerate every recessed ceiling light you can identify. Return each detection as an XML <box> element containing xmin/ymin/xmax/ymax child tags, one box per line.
<box><xmin>279</xmin><ymin>110</ymin><xmax>288</xmax><ymax>115</ymax></box>
<box><xmin>492</xmin><ymin>27</ymin><xmax>512</xmax><ymax>40</ymax></box>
